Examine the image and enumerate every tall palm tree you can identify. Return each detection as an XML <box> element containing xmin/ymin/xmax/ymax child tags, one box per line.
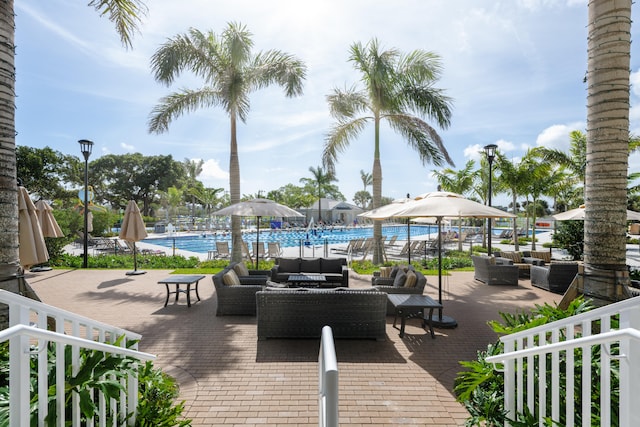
<box><xmin>183</xmin><ymin>158</ymin><xmax>204</xmax><ymax>229</ymax></box>
<box><xmin>360</xmin><ymin>169</ymin><xmax>373</xmax><ymax>191</ymax></box>
<box><xmin>148</xmin><ymin>23</ymin><xmax>306</xmax><ymax>262</ymax></box>
<box><xmin>583</xmin><ymin>0</ymin><xmax>632</xmax><ymax>303</ymax></box>
<box><xmin>494</xmin><ymin>152</ymin><xmax>530</xmax><ymax>251</ymax></box>
<box><xmin>323</xmin><ymin>39</ymin><xmax>454</xmax><ymax>264</ymax></box>
<box><xmin>190</xmin><ymin>186</ymin><xmax>224</xmax><ymax>230</ymax></box>
<box><xmin>0</xmin><ymin>0</ymin><xmax>147</xmax><ymax>303</ymax></box>
<box><xmin>299</xmin><ymin>166</ymin><xmax>338</xmax><ymax>222</ymax></box>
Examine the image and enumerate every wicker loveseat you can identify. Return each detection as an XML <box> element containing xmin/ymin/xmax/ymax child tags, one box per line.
<box><xmin>256</xmin><ymin>288</ymin><xmax>387</xmax><ymax>340</ymax></box>
<box><xmin>212</xmin><ymin>264</ymin><xmax>271</xmax><ymax>316</ymax></box>
<box><xmin>371</xmin><ymin>266</ymin><xmax>428</xmax><ymax>314</ymax></box>
<box><xmin>531</xmin><ymin>262</ymin><xmax>579</xmax><ymax>294</ymax></box>
<box><xmin>270</xmin><ymin>257</ymin><xmax>349</xmax><ymax>287</ymax></box>
<box><xmin>471</xmin><ymin>255</ymin><xmax>519</xmax><ymax>286</ymax></box>
<box><xmin>496</xmin><ymin>251</ymin><xmax>546</xmax><ymax>278</ymax></box>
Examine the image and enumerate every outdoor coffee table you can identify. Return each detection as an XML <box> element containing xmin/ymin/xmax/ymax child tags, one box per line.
<box><xmin>287</xmin><ymin>274</ymin><xmax>327</xmax><ymax>288</ymax></box>
<box><xmin>387</xmin><ymin>294</ymin><xmax>443</xmax><ymax>339</ymax></box>
<box><xmin>157</xmin><ymin>275</ymin><xmax>205</xmax><ymax>307</ymax></box>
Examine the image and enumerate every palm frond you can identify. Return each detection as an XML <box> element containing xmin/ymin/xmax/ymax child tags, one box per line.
<box><xmin>148</xmin><ymin>87</ymin><xmax>223</xmax><ymax>134</ymax></box>
<box><xmin>326</xmin><ymin>86</ymin><xmax>369</xmax><ymax>119</ymax></box>
<box><xmin>386</xmin><ymin>114</ymin><xmax>454</xmax><ymax>167</ymax></box>
<box><xmin>323</xmin><ymin>118</ymin><xmax>370</xmax><ymax>172</ymax></box>
<box><xmin>89</xmin><ymin>0</ymin><xmax>147</xmax><ymax>48</ymax></box>
<box><xmin>250</xmin><ymin>50</ymin><xmax>307</xmax><ymax>97</ymax></box>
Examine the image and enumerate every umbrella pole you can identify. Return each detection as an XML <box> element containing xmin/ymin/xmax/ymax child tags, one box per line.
<box><xmin>256</xmin><ymin>216</ymin><xmax>261</xmax><ymax>269</ymax></box>
<box><xmin>407</xmin><ymin>219</ymin><xmax>411</xmax><ymax>264</ymax></box>
<box><xmin>428</xmin><ymin>217</ymin><xmax>457</xmax><ymax>329</ymax></box>
<box><xmin>126</xmin><ymin>242</ymin><xmax>146</xmax><ymax>276</ymax></box>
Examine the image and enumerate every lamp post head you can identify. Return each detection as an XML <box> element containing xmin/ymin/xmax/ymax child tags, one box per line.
<box><xmin>483</xmin><ymin>144</ymin><xmax>497</xmax><ymax>162</ymax></box>
<box><xmin>78</xmin><ymin>139</ymin><xmax>94</xmax><ymax>160</ymax></box>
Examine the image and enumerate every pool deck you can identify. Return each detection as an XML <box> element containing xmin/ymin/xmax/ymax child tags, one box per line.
<box><xmin>27</xmin><ymin>267</ymin><xmax>562</xmax><ymax>426</ymax></box>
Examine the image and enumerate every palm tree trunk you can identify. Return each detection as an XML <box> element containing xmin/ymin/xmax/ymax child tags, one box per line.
<box><xmin>583</xmin><ymin>0</ymin><xmax>632</xmax><ymax>303</ymax></box>
<box><xmin>372</xmin><ymin>117</ymin><xmax>384</xmax><ymax>264</ymax></box>
<box><xmin>512</xmin><ymin>193</ymin><xmax>519</xmax><ymax>251</ymax></box>
<box><xmin>229</xmin><ymin>115</ymin><xmax>242</xmax><ymax>262</ymax></box>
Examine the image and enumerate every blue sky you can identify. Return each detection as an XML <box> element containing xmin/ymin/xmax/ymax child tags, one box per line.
<box><xmin>14</xmin><ymin>0</ymin><xmax>640</xmax><ymax>207</ymax></box>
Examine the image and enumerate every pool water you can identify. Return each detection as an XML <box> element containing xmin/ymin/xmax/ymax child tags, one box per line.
<box><xmin>142</xmin><ymin>224</ymin><xmax>439</xmax><ymax>254</ymax></box>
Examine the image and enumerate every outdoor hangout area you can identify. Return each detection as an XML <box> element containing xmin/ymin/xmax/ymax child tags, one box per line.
<box><xmin>25</xmin><ymin>264</ymin><xmax>563</xmax><ymax>426</ymax></box>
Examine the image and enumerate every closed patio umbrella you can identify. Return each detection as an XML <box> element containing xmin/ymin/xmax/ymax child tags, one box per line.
<box><xmin>18</xmin><ymin>186</ymin><xmax>49</xmax><ymax>268</ymax></box>
<box><xmin>213</xmin><ymin>198</ymin><xmax>303</xmax><ymax>268</ymax></box>
<box><xmin>35</xmin><ymin>200</ymin><xmax>64</xmax><ymax>238</ymax></box>
<box><xmin>553</xmin><ymin>205</ymin><xmax>640</xmax><ymax>221</ymax></box>
<box><xmin>119</xmin><ymin>200</ymin><xmax>148</xmax><ymax>276</ymax></box>
<box><xmin>393</xmin><ymin>191</ymin><xmax>516</xmax><ymax>328</ymax></box>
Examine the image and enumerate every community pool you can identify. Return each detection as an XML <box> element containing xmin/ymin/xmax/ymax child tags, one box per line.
<box><xmin>142</xmin><ymin>224</ymin><xmax>439</xmax><ymax>254</ymax></box>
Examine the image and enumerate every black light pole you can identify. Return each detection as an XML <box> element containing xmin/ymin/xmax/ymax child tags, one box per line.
<box><xmin>484</xmin><ymin>144</ymin><xmax>497</xmax><ymax>256</ymax></box>
<box><xmin>79</xmin><ymin>139</ymin><xmax>94</xmax><ymax>268</ymax></box>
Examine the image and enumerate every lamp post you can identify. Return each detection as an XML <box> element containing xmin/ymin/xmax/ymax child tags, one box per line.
<box><xmin>79</xmin><ymin>139</ymin><xmax>94</xmax><ymax>268</ymax></box>
<box><xmin>484</xmin><ymin>144</ymin><xmax>497</xmax><ymax>256</ymax></box>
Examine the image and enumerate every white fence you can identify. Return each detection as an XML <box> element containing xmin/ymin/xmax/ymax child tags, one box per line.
<box><xmin>318</xmin><ymin>326</ymin><xmax>338</xmax><ymax>427</ymax></box>
<box><xmin>0</xmin><ymin>289</ymin><xmax>155</xmax><ymax>426</ymax></box>
<box><xmin>486</xmin><ymin>296</ymin><xmax>640</xmax><ymax>426</ymax></box>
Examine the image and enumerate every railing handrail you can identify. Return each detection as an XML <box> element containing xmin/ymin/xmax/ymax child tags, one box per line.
<box><xmin>486</xmin><ymin>327</ymin><xmax>640</xmax><ymax>363</ymax></box>
<box><xmin>0</xmin><ymin>324</ymin><xmax>156</xmax><ymax>360</ymax></box>
<box><xmin>0</xmin><ymin>289</ymin><xmax>142</xmax><ymax>340</ymax></box>
<box><xmin>496</xmin><ymin>296</ymin><xmax>640</xmax><ymax>342</ymax></box>
<box><xmin>319</xmin><ymin>326</ymin><xmax>338</xmax><ymax>427</ymax></box>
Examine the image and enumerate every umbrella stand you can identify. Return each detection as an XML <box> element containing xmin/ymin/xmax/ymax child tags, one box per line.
<box><xmin>126</xmin><ymin>242</ymin><xmax>146</xmax><ymax>276</ymax></box>
<box><xmin>425</xmin><ymin>217</ymin><xmax>458</xmax><ymax>328</ymax></box>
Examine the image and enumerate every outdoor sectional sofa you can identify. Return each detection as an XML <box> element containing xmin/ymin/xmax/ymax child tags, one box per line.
<box><xmin>471</xmin><ymin>255</ymin><xmax>519</xmax><ymax>286</ymax></box>
<box><xmin>370</xmin><ymin>265</ymin><xmax>428</xmax><ymax>314</ymax></box>
<box><xmin>531</xmin><ymin>261</ymin><xmax>579</xmax><ymax>294</ymax></box>
<box><xmin>256</xmin><ymin>288</ymin><xmax>387</xmax><ymax>340</ymax></box>
<box><xmin>270</xmin><ymin>257</ymin><xmax>349</xmax><ymax>287</ymax></box>
<box><xmin>212</xmin><ymin>263</ymin><xmax>271</xmax><ymax>316</ymax></box>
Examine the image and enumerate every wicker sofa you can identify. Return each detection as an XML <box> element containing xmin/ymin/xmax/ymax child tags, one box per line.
<box><xmin>371</xmin><ymin>266</ymin><xmax>428</xmax><ymax>315</ymax></box>
<box><xmin>212</xmin><ymin>264</ymin><xmax>271</xmax><ymax>316</ymax></box>
<box><xmin>270</xmin><ymin>257</ymin><xmax>349</xmax><ymax>287</ymax></box>
<box><xmin>471</xmin><ymin>255</ymin><xmax>519</xmax><ymax>286</ymax></box>
<box><xmin>531</xmin><ymin>262</ymin><xmax>579</xmax><ymax>294</ymax></box>
<box><xmin>256</xmin><ymin>288</ymin><xmax>387</xmax><ymax>340</ymax></box>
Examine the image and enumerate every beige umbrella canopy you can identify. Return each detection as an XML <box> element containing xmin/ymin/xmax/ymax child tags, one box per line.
<box><xmin>119</xmin><ymin>200</ymin><xmax>148</xmax><ymax>275</ymax></box>
<box><xmin>35</xmin><ymin>200</ymin><xmax>64</xmax><ymax>238</ymax></box>
<box><xmin>18</xmin><ymin>186</ymin><xmax>48</xmax><ymax>268</ymax></box>
<box><xmin>213</xmin><ymin>198</ymin><xmax>303</xmax><ymax>268</ymax></box>
<box><xmin>553</xmin><ymin>205</ymin><xmax>640</xmax><ymax>221</ymax></box>
<box><xmin>392</xmin><ymin>191</ymin><xmax>517</xmax><ymax>328</ymax></box>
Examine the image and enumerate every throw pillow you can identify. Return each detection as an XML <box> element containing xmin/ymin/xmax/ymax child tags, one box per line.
<box><xmin>404</xmin><ymin>270</ymin><xmax>417</xmax><ymax>288</ymax></box>
<box><xmin>233</xmin><ymin>262</ymin><xmax>249</xmax><ymax>277</ymax></box>
<box><xmin>393</xmin><ymin>269</ymin><xmax>407</xmax><ymax>287</ymax></box>
<box><xmin>222</xmin><ymin>270</ymin><xmax>241</xmax><ymax>286</ymax></box>
<box><xmin>380</xmin><ymin>266</ymin><xmax>392</xmax><ymax>278</ymax></box>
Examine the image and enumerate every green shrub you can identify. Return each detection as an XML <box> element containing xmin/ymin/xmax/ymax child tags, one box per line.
<box><xmin>50</xmin><ymin>254</ymin><xmax>201</xmax><ymax>269</ymax></box>
<box><xmin>454</xmin><ymin>297</ymin><xmax>600</xmax><ymax>426</ymax></box>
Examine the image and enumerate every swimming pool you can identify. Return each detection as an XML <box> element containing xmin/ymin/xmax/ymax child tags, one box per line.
<box><xmin>142</xmin><ymin>224</ymin><xmax>439</xmax><ymax>254</ymax></box>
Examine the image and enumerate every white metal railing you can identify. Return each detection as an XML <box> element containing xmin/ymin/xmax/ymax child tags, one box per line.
<box><xmin>486</xmin><ymin>296</ymin><xmax>640</xmax><ymax>427</ymax></box>
<box><xmin>0</xmin><ymin>289</ymin><xmax>155</xmax><ymax>427</ymax></box>
<box><xmin>318</xmin><ymin>326</ymin><xmax>338</xmax><ymax>427</ymax></box>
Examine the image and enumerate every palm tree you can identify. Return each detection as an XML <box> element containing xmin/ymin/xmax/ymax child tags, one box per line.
<box><xmin>323</xmin><ymin>39</ymin><xmax>453</xmax><ymax>264</ymax></box>
<box><xmin>190</xmin><ymin>187</ymin><xmax>224</xmax><ymax>230</ymax></box>
<box><xmin>0</xmin><ymin>0</ymin><xmax>147</xmax><ymax>304</ymax></box>
<box><xmin>360</xmin><ymin>169</ymin><xmax>373</xmax><ymax>191</ymax></box>
<box><xmin>494</xmin><ymin>152</ymin><xmax>530</xmax><ymax>251</ymax></box>
<box><xmin>583</xmin><ymin>0</ymin><xmax>632</xmax><ymax>303</ymax></box>
<box><xmin>148</xmin><ymin>23</ymin><xmax>306</xmax><ymax>262</ymax></box>
<box><xmin>183</xmin><ymin>158</ymin><xmax>204</xmax><ymax>230</ymax></box>
<box><xmin>299</xmin><ymin>166</ymin><xmax>338</xmax><ymax>222</ymax></box>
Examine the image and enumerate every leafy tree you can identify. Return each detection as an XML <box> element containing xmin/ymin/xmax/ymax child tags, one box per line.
<box><xmin>432</xmin><ymin>160</ymin><xmax>476</xmax><ymax>196</ymax></box>
<box><xmin>182</xmin><ymin>158</ymin><xmax>204</xmax><ymax>229</ymax></box>
<box><xmin>266</xmin><ymin>184</ymin><xmax>315</xmax><ymax>209</ymax></box>
<box><xmin>90</xmin><ymin>153</ymin><xmax>184</xmax><ymax>215</ymax></box>
<box><xmin>494</xmin><ymin>151</ymin><xmax>530</xmax><ymax>250</ymax></box>
<box><xmin>324</xmin><ymin>38</ymin><xmax>453</xmax><ymax>263</ymax></box>
<box><xmin>0</xmin><ymin>0</ymin><xmax>148</xmax><ymax>314</ymax></box>
<box><xmin>359</xmin><ymin>169</ymin><xmax>372</xmax><ymax>191</ymax></box>
<box><xmin>353</xmin><ymin>190</ymin><xmax>372</xmax><ymax>209</ymax></box>
<box><xmin>148</xmin><ymin>23</ymin><xmax>306</xmax><ymax>262</ymax></box>
<box><xmin>299</xmin><ymin>166</ymin><xmax>340</xmax><ymax>221</ymax></box>
<box><xmin>16</xmin><ymin>145</ymin><xmax>79</xmax><ymax>202</ymax></box>
<box><xmin>190</xmin><ymin>186</ymin><xmax>224</xmax><ymax>229</ymax></box>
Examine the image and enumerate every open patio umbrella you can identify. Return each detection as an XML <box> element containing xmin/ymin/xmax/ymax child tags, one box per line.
<box><xmin>18</xmin><ymin>186</ymin><xmax>49</xmax><ymax>269</ymax></box>
<box><xmin>213</xmin><ymin>198</ymin><xmax>303</xmax><ymax>268</ymax></box>
<box><xmin>358</xmin><ymin>197</ymin><xmax>426</xmax><ymax>262</ymax></box>
<box><xmin>119</xmin><ymin>200</ymin><xmax>148</xmax><ymax>276</ymax></box>
<box><xmin>552</xmin><ymin>205</ymin><xmax>640</xmax><ymax>221</ymax></box>
<box><xmin>393</xmin><ymin>191</ymin><xmax>517</xmax><ymax>328</ymax></box>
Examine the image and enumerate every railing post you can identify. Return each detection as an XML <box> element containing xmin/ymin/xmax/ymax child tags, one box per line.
<box><xmin>9</xmin><ymin>303</ymin><xmax>30</xmax><ymax>427</ymax></box>
<box><xmin>619</xmin><ymin>305</ymin><xmax>640</xmax><ymax>427</ymax></box>
<box><xmin>319</xmin><ymin>326</ymin><xmax>338</xmax><ymax>427</ymax></box>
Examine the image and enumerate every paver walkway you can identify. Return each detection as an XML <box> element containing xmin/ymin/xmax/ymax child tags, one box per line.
<box><xmin>26</xmin><ymin>268</ymin><xmax>560</xmax><ymax>426</ymax></box>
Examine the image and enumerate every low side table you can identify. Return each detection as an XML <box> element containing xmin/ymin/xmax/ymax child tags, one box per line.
<box><xmin>157</xmin><ymin>274</ymin><xmax>205</xmax><ymax>307</ymax></box>
<box><xmin>387</xmin><ymin>294</ymin><xmax>443</xmax><ymax>339</ymax></box>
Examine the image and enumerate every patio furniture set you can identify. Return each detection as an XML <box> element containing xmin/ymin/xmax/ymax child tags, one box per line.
<box><xmin>471</xmin><ymin>251</ymin><xmax>579</xmax><ymax>293</ymax></box>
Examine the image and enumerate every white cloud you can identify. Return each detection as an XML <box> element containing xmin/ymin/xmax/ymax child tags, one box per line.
<box><xmin>535</xmin><ymin>123</ymin><xmax>584</xmax><ymax>150</ymax></box>
<box><xmin>200</xmin><ymin>159</ymin><xmax>228</xmax><ymax>184</ymax></box>
<box><xmin>120</xmin><ymin>142</ymin><xmax>135</xmax><ymax>151</ymax></box>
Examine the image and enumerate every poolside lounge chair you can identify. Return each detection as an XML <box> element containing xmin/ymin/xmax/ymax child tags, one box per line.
<box><xmin>267</xmin><ymin>242</ymin><xmax>282</xmax><ymax>259</ymax></box>
<box><xmin>214</xmin><ymin>241</ymin><xmax>230</xmax><ymax>259</ymax></box>
<box><xmin>241</xmin><ymin>240</ymin><xmax>254</xmax><ymax>264</ymax></box>
<box><xmin>384</xmin><ymin>235</ymin><xmax>399</xmax><ymax>249</ymax></box>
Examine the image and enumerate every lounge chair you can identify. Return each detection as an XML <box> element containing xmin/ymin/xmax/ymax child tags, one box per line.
<box><xmin>267</xmin><ymin>242</ymin><xmax>282</xmax><ymax>259</ymax></box>
<box><xmin>213</xmin><ymin>241</ymin><xmax>230</xmax><ymax>259</ymax></box>
<box><xmin>384</xmin><ymin>235</ymin><xmax>399</xmax><ymax>249</ymax></box>
<box><xmin>241</xmin><ymin>240</ymin><xmax>254</xmax><ymax>264</ymax></box>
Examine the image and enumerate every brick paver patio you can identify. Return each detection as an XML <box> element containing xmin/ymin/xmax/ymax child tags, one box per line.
<box><xmin>27</xmin><ymin>268</ymin><xmax>560</xmax><ymax>426</ymax></box>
